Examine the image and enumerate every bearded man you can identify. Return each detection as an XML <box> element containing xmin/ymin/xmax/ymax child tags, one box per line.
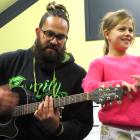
<box><xmin>0</xmin><ymin>1</ymin><xmax>93</xmax><ymax>140</ymax></box>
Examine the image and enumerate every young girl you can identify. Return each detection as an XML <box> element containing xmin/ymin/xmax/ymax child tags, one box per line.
<box><xmin>82</xmin><ymin>9</ymin><xmax>140</xmax><ymax>140</ymax></box>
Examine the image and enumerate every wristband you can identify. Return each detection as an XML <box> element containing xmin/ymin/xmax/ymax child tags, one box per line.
<box><xmin>55</xmin><ymin>123</ymin><xmax>64</xmax><ymax>136</ymax></box>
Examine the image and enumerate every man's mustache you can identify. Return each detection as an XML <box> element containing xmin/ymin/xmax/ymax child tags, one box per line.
<box><xmin>42</xmin><ymin>44</ymin><xmax>58</xmax><ymax>51</ymax></box>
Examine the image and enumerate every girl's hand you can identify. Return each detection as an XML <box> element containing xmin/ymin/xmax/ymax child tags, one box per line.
<box><xmin>131</xmin><ymin>75</ymin><xmax>140</xmax><ymax>90</ymax></box>
<box><xmin>121</xmin><ymin>81</ymin><xmax>137</xmax><ymax>92</ymax></box>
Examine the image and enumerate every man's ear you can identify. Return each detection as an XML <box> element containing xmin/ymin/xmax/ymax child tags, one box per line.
<box><xmin>35</xmin><ymin>28</ymin><xmax>40</xmax><ymax>37</ymax></box>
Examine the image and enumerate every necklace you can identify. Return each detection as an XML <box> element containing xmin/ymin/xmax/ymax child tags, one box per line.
<box><xmin>33</xmin><ymin>57</ymin><xmax>37</xmax><ymax>93</ymax></box>
<box><xmin>33</xmin><ymin>57</ymin><xmax>56</xmax><ymax>95</ymax></box>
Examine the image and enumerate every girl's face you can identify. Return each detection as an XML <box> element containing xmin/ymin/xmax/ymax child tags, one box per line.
<box><xmin>105</xmin><ymin>19</ymin><xmax>134</xmax><ymax>54</ymax></box>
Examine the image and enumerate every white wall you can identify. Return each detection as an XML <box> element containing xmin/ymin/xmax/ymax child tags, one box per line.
<box><xmin>84</xmin><ymin>102</ymin><xmax>100</xmax><ymax>140</ymax></box>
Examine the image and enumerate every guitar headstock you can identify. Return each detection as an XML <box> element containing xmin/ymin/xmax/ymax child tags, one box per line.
<box><xmin>92</xmin><ymin>85</ymin><xmax>124</xmax><ymax>105</ymax></box>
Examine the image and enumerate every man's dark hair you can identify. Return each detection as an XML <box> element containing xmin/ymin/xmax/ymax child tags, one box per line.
<box><xmin>39</xmin><ymin>1</ymin><xmax>69</xmax><ymax>30</ymax></box>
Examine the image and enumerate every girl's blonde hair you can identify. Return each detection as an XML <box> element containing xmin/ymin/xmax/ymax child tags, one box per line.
<box><xmin>100</xmin><ymin>9</ymin><xmax>135</xmax><ymax>55</ymax></box>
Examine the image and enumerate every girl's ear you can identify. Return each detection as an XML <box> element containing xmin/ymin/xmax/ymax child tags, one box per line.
<box><xmin>104</xmin><ymin>30</ymin><xmax>109</xmax><ymax>40</ymax></box>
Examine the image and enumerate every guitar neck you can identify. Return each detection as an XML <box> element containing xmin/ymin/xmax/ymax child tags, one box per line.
<box><xmin>13</xmin><ymin>93</ymin><xmax>94</xmax><ymax>117</ymax></box>
<box><xmin>12</xmin><ymin>86</ymin><xmax>123</xmax><ymax>117</ymax></box>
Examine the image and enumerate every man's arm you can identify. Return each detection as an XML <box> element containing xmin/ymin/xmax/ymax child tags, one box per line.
<box><xmin>57</xmin><ymin>101</ymin><xmax>93</xmax><ymax>140</ymax></box>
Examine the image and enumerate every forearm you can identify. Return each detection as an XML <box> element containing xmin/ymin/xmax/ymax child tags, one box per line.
<box><xmin>56</xmin><ymin>121</ymin><xmax>85</xmax><ymax>140</ymax></box>
<box><xmin>56</xmin><ymin>101</ymin><xmax>93</xmax><ymax>140</ymax></box>
<box><xmin>35</xmin><ymin>118</ymin><xmax>92</xmax><ymax>140</ymax></box>
<box><xmin>53</xmin><ymin>119</ymin><xmax>93</xmax><ymax>140</ymax></box>
<box><xmin>35</xmin><ymin>101</ymin><xmax>93</xmax><ymax>140</ymax></box>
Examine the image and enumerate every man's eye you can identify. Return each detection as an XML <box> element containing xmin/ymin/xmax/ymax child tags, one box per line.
<box><xmin>46</xmin><ymin>31</ymin><xmax>54</xmax><ymax>37</ymax></box>
<box><xmin>57</xmin><ymin>35</ymin><xmax>65</xmax><ymax>40</ymax></box>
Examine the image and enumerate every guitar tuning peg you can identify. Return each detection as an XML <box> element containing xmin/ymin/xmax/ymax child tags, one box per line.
<box><xmin>101</xmin><ymin>104</ymin><xmax>105</xmax><ymax>108</ymax></box>
<box><xmin>109</xmin><ymin>102</ymin><xmax>112</xmax><ymax>106</ymax></box>
<box><xmin>99</xmin><ymin>98</ymin><xmax>103</xmax><ymax>103</ymax></box>
<box><xmin>115</xmin><ymin>95</ymin><xmax>119</xmax><ymax>99</ymax></box>
<box><xmin>117</xmin><ymin>100</ymin><xmax>122</xmax><ymax>104</ymax></box>
<box><xmin>107</xmin><ymin>97</ymin><xmax>110</xmax><ymax>100</ymax></box>
<box><xmin>116</xmin><ymin>84</ymin><xmax>121</xmax><ymax>87</ymax></box>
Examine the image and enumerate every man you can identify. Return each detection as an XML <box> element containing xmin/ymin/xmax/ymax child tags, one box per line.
<box><xmin>0</xmin><ymin>1</ymin><xmax>93</xmax><ymax>140</ymax></box>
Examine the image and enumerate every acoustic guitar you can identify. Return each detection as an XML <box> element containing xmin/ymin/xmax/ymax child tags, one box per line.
<box><xmin>0</xmin><ymin>86</ymin><xmax>124</xmax><ymax>138</ymax></box>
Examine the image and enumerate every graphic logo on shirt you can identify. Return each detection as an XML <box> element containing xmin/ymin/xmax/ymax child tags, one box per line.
<box><xmin>9</xmin><ymin>75</ymin><xmax>68</xmax><ymax>101</ymax></box>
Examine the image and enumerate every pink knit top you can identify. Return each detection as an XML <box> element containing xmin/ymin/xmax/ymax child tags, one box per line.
<box><xmin>82</xmin><ymin>54</ymin><xmax>140</xmax><ymax>127</ymax></box>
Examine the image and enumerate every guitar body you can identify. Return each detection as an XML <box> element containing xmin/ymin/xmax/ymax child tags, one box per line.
<box><xmin>0</xmin><ymin>118</ymin><xmax>18</xmax><ymax>138</ymax></box>
<box><xmin>0</xmin><ymin>87</ymin><xmax>35</xmax><ymax>139</ymax></box>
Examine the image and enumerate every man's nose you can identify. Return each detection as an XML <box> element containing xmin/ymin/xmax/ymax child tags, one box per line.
<box><xmin>50</xmin><ymin>37</ymin><xmax>58</xmax><ymax>44</ymax></box>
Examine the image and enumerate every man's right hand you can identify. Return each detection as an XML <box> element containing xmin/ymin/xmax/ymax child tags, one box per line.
<box><xmin>0</xmin><ymin>85</ymin><xmax>19</xmax><ymax>113</ymax></box>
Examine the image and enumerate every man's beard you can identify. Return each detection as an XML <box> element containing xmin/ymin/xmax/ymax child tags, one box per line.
<box><xmin>33</xmin><ymin>39</ymin><xmax>65</xmax><ymax>71</ymax></box>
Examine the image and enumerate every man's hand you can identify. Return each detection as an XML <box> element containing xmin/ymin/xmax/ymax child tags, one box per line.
<box><xmin>34</xmin><ymin>96</ymin><xmax>60</xmax><ymax>133</ymax></box>
<box><xmin>0</xmin><ymin>85</ymin><xmax>19</xmax><ymax>112</ymax></box>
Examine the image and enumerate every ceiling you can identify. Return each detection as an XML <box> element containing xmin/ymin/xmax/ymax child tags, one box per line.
<box><xmin>0</xmin><ymin>0</ymin><xmax>38</xmax><ymax>28</ymax></box>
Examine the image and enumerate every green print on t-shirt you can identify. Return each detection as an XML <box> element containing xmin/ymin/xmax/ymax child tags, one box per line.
<box><xmin>9</xmin><ymin>75</ymin><xmax>68</xmax><ymax>101</ymax></box>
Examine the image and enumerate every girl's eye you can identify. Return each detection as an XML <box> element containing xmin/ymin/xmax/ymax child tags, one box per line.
<box><xmin>118</xmin><ymin>28</ymin><xmax>125</xmax><ymax>31</ymax></box>
<box><xmin>129</xmin><ymin>28</ymin><xmax>133</xmax><ymax>33</ymax></box>
<box><xmin>118</xmin><ymin>27</ymin><xmax>133</xmax><ymax>33</ymax></box>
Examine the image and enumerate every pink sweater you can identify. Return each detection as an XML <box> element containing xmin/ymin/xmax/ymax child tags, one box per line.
<box><xmin>82</xmin><ymin>54</ymin><xmax>140</xmax><ymax>127</ymax></box>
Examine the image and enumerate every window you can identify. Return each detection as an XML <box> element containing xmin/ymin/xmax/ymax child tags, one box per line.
<box><xmin>84</xmin><ymin>0</ymin><xmax>140</xmax><ymax>41</ymax></box>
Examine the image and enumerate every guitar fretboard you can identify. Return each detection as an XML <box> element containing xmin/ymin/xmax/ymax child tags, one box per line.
<box><xmin>13</xmin><ymin>93</ymin><xmax>94</xmax><ymax>117</ymax></box>
<box><xmin>12</xmin><ymin>86</ymin><xmax>123</xmax><ymax>117</ymax></box>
